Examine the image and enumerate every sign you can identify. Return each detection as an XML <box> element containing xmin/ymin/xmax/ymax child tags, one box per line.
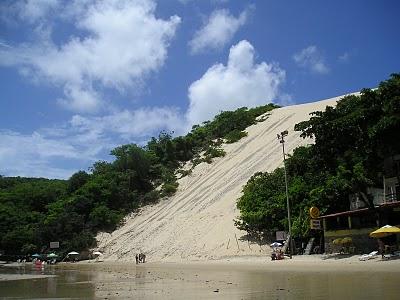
<box><xmin>310</xmin><ymin>219</ymin><xmax>321</xmax><ymax>230</ymax></box>
<box><xmin>276</xmin><ymin>231</ymin><xmax>287</xmax><ymax>241</ymax></box>
<box><xmin>309</xmin><ymin>206</ymin><xmax>320</xmax><ymax>219</ymax></box>
<box><xmin>50</xmin><ymin>242</ymin><xmax>60</xmax><ymax>249</ymax></box>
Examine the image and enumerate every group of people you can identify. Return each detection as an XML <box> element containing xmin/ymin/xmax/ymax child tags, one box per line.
<box><xmin>271</xmin><ymin>249</ymin><xmax>284</xmax><ymax>261</ymax></box>
<box><xmin>135</xmin><ymin>253</ymin><xmax>146</xmax><ymax>264</ymax></box>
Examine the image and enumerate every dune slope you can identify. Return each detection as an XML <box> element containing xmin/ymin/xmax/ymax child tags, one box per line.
<box><xmin>96</xmin><ymin>95</ymin><xmax>347</xmax><ymax>262</ymax></box>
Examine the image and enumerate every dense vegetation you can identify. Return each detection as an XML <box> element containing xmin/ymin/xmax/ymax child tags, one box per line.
<box><xmin>0</xmin><ymin>104</ymin><xmax>277</xmax><ymax>256</ymax></box>
<box><xmin>235</xmin><ymin>74</ymin><xmax>400</xmax><ymax>241</ymax></box>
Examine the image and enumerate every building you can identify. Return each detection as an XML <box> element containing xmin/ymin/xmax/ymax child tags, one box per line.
<box><xmin>321</xmin><ymin>156</ymin><xmax>400</xmax><ymax>254</ymax></box>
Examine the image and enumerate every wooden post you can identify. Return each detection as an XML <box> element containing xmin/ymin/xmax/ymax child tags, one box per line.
<box><xmin>348</xmin><ymin>216</ymin><xmax>352</xmax><ymax>229</ymax></box>
<box><xmin>235</xmin><ymin>234</ymin><xmax>240</xmax><ymax>251</ymax></box>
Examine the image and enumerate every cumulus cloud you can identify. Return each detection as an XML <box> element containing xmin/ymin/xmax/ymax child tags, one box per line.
<box><xmin>186</xmin><ymin>40</ymin><xmax>285</xmax><ymax>126</ymax></box>
<box><xmin>0</xmin><ymin>106</ymin><xmax>184</xmax><ymax>179</ymax></box>
<box><xmin>0</xmin><ymin>0</ymin><xmax>181</xmax><ymax>113</ymax></box>
<box><xmin>70</xmin><ymin>106</ymin><xmax>185</xmax><ymax>140</ymax></box>
<box><xmin>189</xmin><ymin>8</ymin><xmax>250</xmax><ymax>54</ymax></box>
<box><xmin>293</xmin><ymin>45</ymin><xmax>329</xmax><ymax>74</ymax></box>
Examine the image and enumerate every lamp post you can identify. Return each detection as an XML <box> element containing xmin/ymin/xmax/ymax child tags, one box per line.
<box><xmin>277</xmin><ymin>130</ymin><xmax>293</xmax><ymax>258</ymax></box>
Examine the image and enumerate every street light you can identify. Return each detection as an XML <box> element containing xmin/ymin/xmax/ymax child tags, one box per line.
<box><xmin>277</xmin><ymin>130</ymin><xmax>293</xmax><ymax>258</ymax></box>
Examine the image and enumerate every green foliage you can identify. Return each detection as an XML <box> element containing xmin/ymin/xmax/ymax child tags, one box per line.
<box><xmin>236</xmin><ymin>74</ymin><xmax>400</xmax><ymax>239</ymax></box>
<box><xmin>224</xmin><ymin>130</ymin><xmax>248</xmax><ymax>143</ymax></box>
<box><xmin>89</xmin><ymin>205</ymin><xmax>123</xmax><ymax>231</ymax></box>
<box><xmin>204</xmin><ymin>146</ymin><xmax>226</xmax><ymax>160</ymax></box>
<box><xmin>141</xmin><ymin>190</ymin><xmax>161</xmax><ymax>203</ymax></box>
<box><xmin>235</xmin><ymin>170</ymin><xmax>286</xmax><ymax>237</ymax></box>
<box><xmin>161</xmin><ymin>182</ymin><xmax>179</xmax><ymax>196</ymax></box>
<box><xmin>67</xmin><ymin>171</ymin><xmax>90</xmax><ymax>193</ymax></box>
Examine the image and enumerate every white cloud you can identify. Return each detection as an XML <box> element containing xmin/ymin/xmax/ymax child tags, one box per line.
<box><xmin>0</xmin><ymin>0</ymin><xmax>181</xmax><ymax>113</ymax></box>
<box><xmin>0</xmin><ymin>39</ymin><xmax>12</xmax><ymax>49</ymax></box>
<box><xmin>70</xmin><ymin>106</ymin><xmax>185</xmax><ymax>140</ymax></box>
<box><xmin>0</xmin><ymin>130</ymin><xmax>88</xmax><ymax>179</ymax></box>
<box><xmin>338</xmin><ymin>52</ymin><xmax>350</xmax><ymax>63</ymax></box>
<box><xmin>14</xmin><ymin>0</ymin><xmax>60</xmax><ymax>23</ymax></box>
<box><xmin>186</xmin><ymin>40</ymin><xmax>285</xmax><ymax>126</ymax></box>
<box><xmin>189</xmin><ymin>8</ymin><xmax>250</xmax><ymax>54</ymax></box>
<box><xmin>0</xmin><ymin>106</ymin><xmax>184</xmax><ymax>178</ymax></box>
<box><xmin>293</xmin><ymin>45</ymin><xmax>329</xmax><ymax>74</ymax></box>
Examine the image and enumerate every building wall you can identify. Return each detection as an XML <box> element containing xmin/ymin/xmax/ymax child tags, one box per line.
<box><xmin>324</xmin><ymin>228</ymin><xmax>378</xmax><ymax>254</ymax></box>
<box><xmin>385</xmin><ymin>177</ymin><xmax>399</xmax><ymax>202</ymax></box>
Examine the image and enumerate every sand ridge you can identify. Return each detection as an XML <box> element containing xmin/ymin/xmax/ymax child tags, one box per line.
<box><xmin>96</xmin><ymin>94</ymin><xmax>356</xmax><ymax>262</ymax></box>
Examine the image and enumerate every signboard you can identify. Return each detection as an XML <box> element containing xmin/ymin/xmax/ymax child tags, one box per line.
<box><xmin>310</xmin><ymin>219</ymin><xmax>321</xmax><ymax>230</ymax></box>
<box><xmin>276</xmin><ymin>231</ymin><xmax>287</xmax><ymax>241</ymax></box>
<box><xmin>50</xmin><ymin>242</ymin><xmax>60</xmax><ymax>249</ymax></box>
<box><xmin>309</xmin><ymin>206</ymin><xmax>320</xmax><ymax>219</ymax></box>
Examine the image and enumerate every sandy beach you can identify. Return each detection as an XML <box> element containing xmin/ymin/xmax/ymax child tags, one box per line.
<box><xmin>73</xmin><ymin>254</ymin><xmax>400</xmax><ymax>273</ymax></box>
<box><xmin>1</xmin><ymin>255</ymin><xmax>400</xmax><ymax>299</ymax></box>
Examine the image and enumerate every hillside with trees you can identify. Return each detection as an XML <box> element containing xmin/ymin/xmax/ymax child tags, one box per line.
<box><xmin>235</xmin><ymin>73</ymin><xmax>400</xmax><ymax>240</ymax></box>
<box><xmin>0</xmin><ymin>104</ymin><xmax>277</xmax><ymax>257</ymax></box>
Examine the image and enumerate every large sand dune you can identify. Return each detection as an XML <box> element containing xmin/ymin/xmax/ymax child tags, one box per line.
<box><xmin>96</xmin><ymin>95</ymin><xmax>351</xmax><ymax>262</ymax></box>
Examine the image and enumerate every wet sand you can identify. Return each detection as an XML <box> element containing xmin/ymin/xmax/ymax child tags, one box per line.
<box><xmin>0</xmin><ymin>273</ymin><xmax>56</xmax><ymax>281</ymax></box>
<box><xmin>1</xmin><ymin>255</ymin><xmax>399</xmax><ymax>299</ymax></box>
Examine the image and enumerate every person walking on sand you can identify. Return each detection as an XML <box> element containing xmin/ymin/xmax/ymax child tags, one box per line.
<box><xmin>135</xmin><ymin>254</ymin><xmax>139</xmax><ymax>264</ymax></box>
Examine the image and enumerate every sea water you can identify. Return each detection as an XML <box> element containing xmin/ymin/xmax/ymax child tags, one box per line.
<box><xmin>0</xmin><ymin>262</ymin><xmax>398</xmax><ymax>299</ymax></box>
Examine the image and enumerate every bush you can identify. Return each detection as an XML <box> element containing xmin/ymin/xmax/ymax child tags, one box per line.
<box><xmin>178</xmin><ymin>169</ymin><xmax>192</xmax><ymax>177</ymax></box>
<box><xmin>204</xmin><ymin>146</ymin><xmax>226</xmax><ymax>158</ymax></box>
<box><xmin>142</xmin><ymin>190</ymin><xmax>160</xmax><ymax>203</ymax></box>
<box><xmin>224</xmin><ymin>130</ymin><xmax>248</xmax><ymax>143</ymax></box>
<box><xmin>161</xmin><ymin>182</ymin><xmax>179</xmax><ymax>196</ymax></box>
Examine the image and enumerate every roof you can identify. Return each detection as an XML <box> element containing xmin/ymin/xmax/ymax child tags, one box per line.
<box><xmin>320</xmin><ymin>207</ymin><xmax>370</xmax><ymax>219</ymax></box>
<box><xmin>320</xmin><ymin>201</ymin><xmax>400</xmax><ymax>219</ymax></box>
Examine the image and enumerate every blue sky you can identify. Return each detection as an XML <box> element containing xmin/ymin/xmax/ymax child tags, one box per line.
<box><xmin>0</xmin><ymin>0</ymin><xmax>399</xmax><ymax>179</ymax></box>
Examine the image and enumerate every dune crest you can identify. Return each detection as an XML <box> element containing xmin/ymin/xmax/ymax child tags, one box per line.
<box><xmin>97</xmin><ymin>94</ymin><xmax>351</xmax><ymax>262</ymax></box>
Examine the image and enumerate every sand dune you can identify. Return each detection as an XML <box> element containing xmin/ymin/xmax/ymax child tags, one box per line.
<box><xmin>96</xmin><ymin>94</ymin><xmax>353</xmax><ymax>262</ymax></box>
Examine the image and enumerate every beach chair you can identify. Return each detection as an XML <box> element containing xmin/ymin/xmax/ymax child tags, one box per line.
<box><xmin>358</xmin><ymin>251</ymin><xmax>378</xmax><ymax>261</ymax></box>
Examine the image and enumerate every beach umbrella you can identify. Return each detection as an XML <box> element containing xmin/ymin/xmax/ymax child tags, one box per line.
<box><xmin>369</xmin><ymin>225</ymin><xmax>400</xmax><ymax>238</ymax></box>
<box><xmin>32</xmin><ymin>253</ymin><xmax>41</xmax><ymax>258</ymax></box>
<box><xmin>270</xmin><ymin>242</ymin><xmax>283</xmax><ymax>248</ymax></box>
<box><xmin>47</xmin><ymin>253</ymin><xmax>58</xmax><ymax>258</ymax></box>
<box><xmin>67</xmin><ymin>251</ymin><xmax>79</xmax><ymax>256</ymax></box>
<box><xmin>93</xmin><ymin>251</ymin><xmax>102</xmax><ymax>256</ymax></box>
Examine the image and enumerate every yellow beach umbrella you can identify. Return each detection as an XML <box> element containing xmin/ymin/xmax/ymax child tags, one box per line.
<box><xmin>369</xmin><ymin>225</ymin><xmax>400</xmax><ymax>238</ymax></box>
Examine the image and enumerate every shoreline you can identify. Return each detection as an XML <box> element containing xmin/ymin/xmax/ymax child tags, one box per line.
<box><xmin>67</xmin><ymin>254</ymin><xmax>400</xmax><ymax>273</ymax></box>
<box><xmin>2</xmin><ymin>254</ymin><xmax>399</xmax><ymax>282</ymax></box>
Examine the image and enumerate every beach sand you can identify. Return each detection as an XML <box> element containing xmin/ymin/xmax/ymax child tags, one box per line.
<box><xmin>1</xmin><ymin>256</ymin><xmax>399</xmax><ymax>299</ymax></box>
<box><xmin>74</xmin><ymin>256</ymin><xmax>400</xmax><ymax>299</ymax></box>
<box><xmin>0</xmin><ymin>273</ymin><xmax>56</xmax><ymax>282</ymax></box>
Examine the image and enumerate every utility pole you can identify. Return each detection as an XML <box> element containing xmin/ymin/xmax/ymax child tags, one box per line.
<box><xmin>277</xmin><ymin>130</ymin><xmax>293</xmax><ymax>258</ymax></box>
